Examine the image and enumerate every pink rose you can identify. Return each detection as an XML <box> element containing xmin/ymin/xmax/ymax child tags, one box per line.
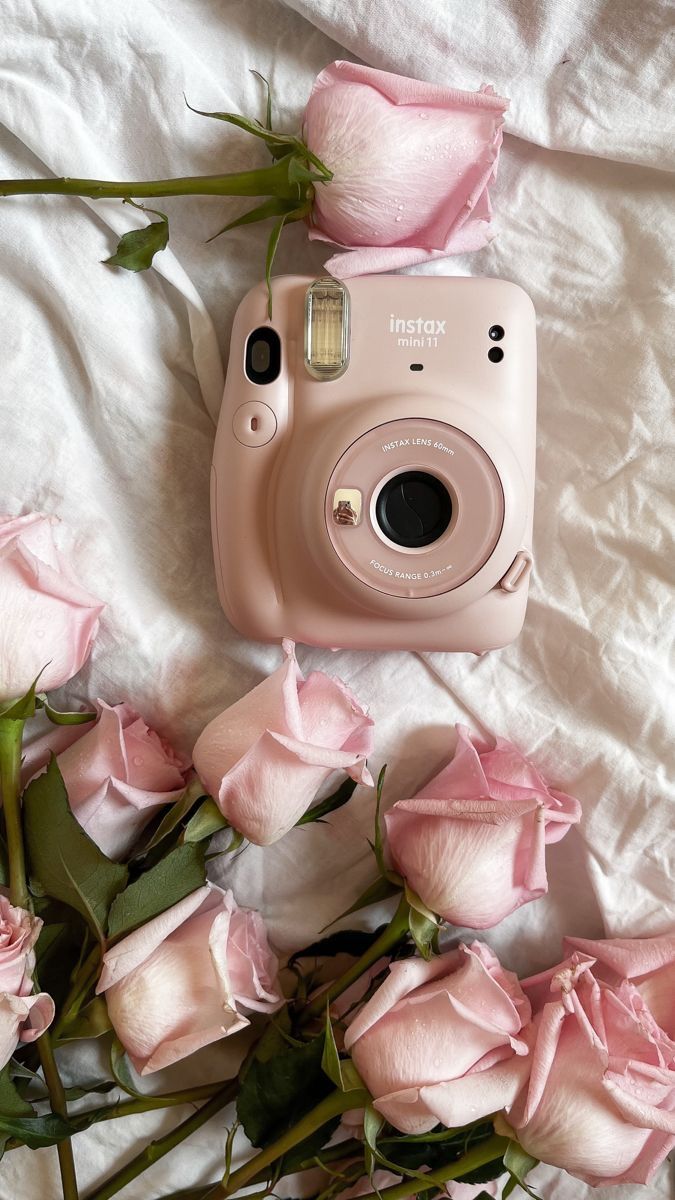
<box><xmin>385</xmin><ymin>725</ymin><xmax>581</xmax><ymax>929</ymax></box>
<box><xmin>193</xmin><ymin>640</ymin><xmax>374</xmax><ymax>845</ymax></box>
<box><xmin>98</xmin><ymin>884</ymin><xmax>282</xmax><ymax>1074</ymax></box>
<box><xmin>38</xmin><ymin>700</ymin><xmax>189</xmax><ymax>860</ymax></box>
<box><xmin>0</xmin><ymin>514</ymin><xmax>104</xmax><ymax>704</ymax></box>
<box><xmin>0</xmin><ymin>894</ymin><xmax>55</xmax><ymax>1068</ymax></box>
<box><xmin>507</xmin><ymin>953</ymin><xmax>675</xmax><ymax>1186</ymax></box>
<box><xmin>564</xmin><ymin>933</ymin><xmax>675</xmax><ymax>1038</ymax></box>
<box><xmin>344</xmin><ymin>943</ymin><xmax>531</xmax><ymax>1134</ymax></box>
<box><xmin>302</xmin><ymin>62</ymin><xmax>508</xmax><ymax>278</ymax></box>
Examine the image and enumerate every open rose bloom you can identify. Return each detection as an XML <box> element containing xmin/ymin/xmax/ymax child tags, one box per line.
<box><xmin>303</xmin><ymin>62</ymin><xmax>508</xmax><ymax>277</ymax></box>
<box><xmin>193</xmin><ymin>640</ymin><xmax>373</xmax><ymax>845</ymax></box>
<box><xmin>507</xmin><ymin>952</ymin><xmax>675</xmax><ymax>1186</ymax></box>
<box><xmin>0</xmin><ymin>513</ymin><xmax>103</xmax><ymax>704</ymax></box>
<box><xmin>344</xmin><ymin>942</ymin><xmax>531</xmax><ymax>1134</ymax></box>
<box><xmin>0</xmin><ymin>895</ymin><xmax>54</xmax><ymax>1069</ymax></box>
<box><xmin>98</xmin><ymin>883</ymin><xmax>282</xmax><ymax>1074</ymax></box>
<box><xmin>385</xmin><ymin>725</ymin><xmax>581</xmax><ymax>928</ymax></box>
<box><xmin>564</xmin><ymin>933</ymin><xmax>675</xmax><ymax>1038</ymax></box>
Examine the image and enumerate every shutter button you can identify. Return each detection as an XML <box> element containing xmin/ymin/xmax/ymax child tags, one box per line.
<box><xmin>499</xmin><ymin>550</ymin><xmax>533</xmax><ymax>592</ymax></box>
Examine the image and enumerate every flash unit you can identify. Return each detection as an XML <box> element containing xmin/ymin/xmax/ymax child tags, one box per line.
<box><xmin>304</xmin><ymin>277</ymin><xmax>350</xmax><ymax>380</ymax></box>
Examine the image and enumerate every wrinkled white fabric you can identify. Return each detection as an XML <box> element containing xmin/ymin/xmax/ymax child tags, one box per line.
<box><xmin>0</xmin><ymin>0</ymin><xmax>673</xmax><ymax>1196</ymax></box>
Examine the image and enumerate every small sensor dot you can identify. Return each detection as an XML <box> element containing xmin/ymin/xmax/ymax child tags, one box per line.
<box><xmin>488</xmin><ymin>347</ymin><xmax>504</xmax><ymax>363</ymax></box>
<box><xmin>488</xmin><ymin>325</ymin><xmax>505</xmax><ymax>341</ymax></box>
<box><xmin>410</xmin><ymin>363</ymin><xmax>424</xmax><ymax>371</ymax></box>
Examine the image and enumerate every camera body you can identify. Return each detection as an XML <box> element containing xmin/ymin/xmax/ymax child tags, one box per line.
<box><xmin>211</xmin><ymin>274</ymin><xmax>536</xmax><ymax>653</ymax></box>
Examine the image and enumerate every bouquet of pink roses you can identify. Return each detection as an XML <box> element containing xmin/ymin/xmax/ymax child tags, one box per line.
<box><xmin>0</xmin><ymin>510</ymin><xmax>673</xmax><ymax>1200</ymax></box>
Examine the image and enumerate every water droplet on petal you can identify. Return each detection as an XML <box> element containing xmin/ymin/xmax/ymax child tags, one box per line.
<box><xmin>397</xmin><ymin>204</ymin><xmax>404</xmax><ymax>210</ymax></box>
<box><xmin>395</xmin><ymin>216</ymin><xmax>402</xmax><ymax>222</ymax></box>
<box><xmin>133</xmin><ymin>756</ymin><xmax>144</xmax><ymax>766</ymax></box>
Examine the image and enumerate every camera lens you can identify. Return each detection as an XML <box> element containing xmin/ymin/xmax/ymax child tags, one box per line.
<box><xmin>488</xmin><ymin>325</ymin><xmax>504</xmax><ymax>341</ymax></box>
<box><xmin>375</xmin><ymin>471</ymin><xmax>452</xmax><ymax>548</ymax></box>
<box><xmin>245</xmin><ymin>327</ymin><xmax>281</xmax><ymax>384</ymax></box>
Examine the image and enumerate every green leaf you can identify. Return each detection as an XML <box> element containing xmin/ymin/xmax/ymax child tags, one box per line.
<box><xmin>23</xmin><ymin>757</ymin><xmax>128</xmax><ymax>940</ymax></box>
<box><xmin>0</xmin><ymin>1112</ymin><xmax>75</xmax><ymax>1149</ymax></box>
<box><xmin>0</xmin><ymin>1066</ymin><xmax>33</xmax><ymax>1118</ymax></box>
<box><xmin>36</xmin><ymin>694</ymin><xmax>96</xmax><ymax>725</ymax></box>
<box><xmin>207</xmin><ymin>196</ymin><xmax>305</xmax><ymax>244</ymax></box>
<box><xmin>104</xmin><ymin>206</ymin><xmax>169</xmax><ymax>271</ymax></box>
<box><xmin>502</xmin><ymin>1142</ymin><xmax>541</xmax><ymax>1199</ymax></box>
<box><xmin>107</xmin><ymin>842</ymin><xmax>206</xmax><ymax>941</ymax></box>
<box><xmin>290</xmin><ymin>925</ymin><xmax>386</xmax><ymax>966</ymax></box>
<box><xmin>183</xmin><ymin>797</ymin><xmax>229</xmax><ymax>843</ymax></box>
<box><xmin>58</xmin><ymin>995</ymin><xmax>112</xmax><ymax>1041</ymax></box>
<box><xmin>264</xmin><ymin>213</ymin><xmax>288</xmax><ymax>318</ymax></box>
<box><xmin>296</xmin><ymin>778</ymin><xmax>358</xmax><ymax>827</ymax></box>
<box><xmin>185</xmin><ymin>99</ymin><xmax>299</xmax><ymax>156</ymax></box>
<box><xmin>237</xmin><ymin>1035</ymin><xmax>332</xmax><ymax>1148</ymax></box>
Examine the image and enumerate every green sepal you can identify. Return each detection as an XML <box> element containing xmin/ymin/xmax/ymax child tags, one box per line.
<box><xmin>321</xmin><ymin>1008</ymin><xmax>364</xmax><ymax>1094</ymax></box>
<box><xmin>323</xmin><ymin>875</ymin><xmax>403</xmax><ymax>929</ymax></box>
<box><xmin>0</xmin><ymin>673</ymin><xmax>43</xmax><ymax>720</ymax></box>
<box><xmin>405</xmin><ymin>884</ymin><xmax>440</xmax><ymax>961</ymax></box>
<box><xmin>502</xmin><ymin>1142</ymin><xmax>542</xmax><ymax>1199</ymax></box>
<box><xmin>373</xmin><ymin>764</ymin><xmax>387</xmax><ymax>876</ymax></box>
<box><xmin>36</xmin><ymin>694</ymin><xmax>96</xmax><ymax>725</ymax></box>
<box><xmin>206</xmin><ymin>196</ymin><xmax>306</xmax><ymax>244</ymax></box>
<box><xmin>57</xmin><ymin>995</ymin><xmax>112</xmax><ymax>1042</ymax></box>
<box><xmin>265</xmin><ymin>212</ymin><xmax>289</xmax><ymax>318</ymax></box>
<box><xmin>296</xmin><ymin>777</ymin><xmax>358</xmax><ymax>827</ymax></box>
<box><xmin>363</xmin><ymin>1102</ymin><xmax>433</xmax><ymax>1185</ymax></box>
<box><xmin>134</xmin><ymin>778</ymin><xmax>206</xmax><ymax>858</ymax></box>
<box><xmin>183</xmin><ymin>796</ymin><xmax>230</xmax><ymax>843</ymax></box>
<box><xmin>104</xmin><ymin>204</ymin><xmax>169</xmax><ymax>271</ymax></box>
<box><xmin>107</xmin><ymin>842</ymin><xmax>206</xmax><ymax>942</ymax></box>
<box><xmin>23</xmin><ymin>757</ymin><xmax>128</xmax><ymax>941</ymax></box>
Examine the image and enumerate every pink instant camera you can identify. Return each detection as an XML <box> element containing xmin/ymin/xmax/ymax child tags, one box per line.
<box><xmin>211</xmin><ymin>275</ymin><xmax>536</xmax><ymax>653</ymax></box>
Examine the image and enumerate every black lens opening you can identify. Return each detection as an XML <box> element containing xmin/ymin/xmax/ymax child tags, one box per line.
<box><xmin>245</xmin><ymin>327</ymin><xmax>281</xmax><ymax>384</ymax></box>
<box><xmin>488</xmin><ymin>324</ymin><xmax>505</xmax><ymax>341</ymax></box>
<box><xmin>375</xmin><ymin>471</ymin><xmax>452</xmax><ymax>548</ymax></box>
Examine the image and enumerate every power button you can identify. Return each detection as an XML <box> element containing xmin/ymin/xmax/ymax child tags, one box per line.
<box><xmin>233</xmin><ymin>402</ymin><xmax>277</xmax><ymax>447</ymax></box>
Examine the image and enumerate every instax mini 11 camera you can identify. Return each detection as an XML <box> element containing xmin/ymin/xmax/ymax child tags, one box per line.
<box><xmin>211</xmin><ymin>274</ymin><xmax>536</xmax><ymax>653</ymax></box>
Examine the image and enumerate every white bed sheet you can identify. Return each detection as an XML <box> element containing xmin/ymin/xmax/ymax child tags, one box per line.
<box><xmin>0</xmin><ymin>0</ymin><xmax>673</xmax><ymax>1196</ymax></box>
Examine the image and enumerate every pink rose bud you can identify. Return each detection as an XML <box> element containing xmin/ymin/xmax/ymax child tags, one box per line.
<box><xmin>344</xmin><ymin>943</ymin><xmax>531</xmax><ymax>1134</ymax></box>
<box><xmin>39</xmin><ymin>701</ymin><xmax>190</xmax><ymax>860</ymax></box>
<box><xmin>563</xmin><ymin>933</ymin><xmax>675</xmax><ymax>1039</ymax></box>
<box><xmin>0</xmin><ymin>513</ymin><xmax>104</xmax><ymax>704</ymax></box>
<box><xmin>193</xmin><ymin>640</ymin><xmax>374</xmax><ymax>845</ymax></box>
<box><xmin>302</xmin><ymin>61</ymin><xmax>508</xmax><ymax>278</ymax></box>
<box><xmin>0</xmin><ymin>895</ymin><xmax>55</xmax><ymax>1069</ymax></box>
<box><xmin>385</xmin><ymin>725</ymin><xmax>581</xmax><ymax>929</ymax></box>
<box><xmin>508</xmin><ymin>952</ymin><xmax>675</xmax><ymax>1186</ymax></box>
<box><xmin>98</xmin><ymin>884</ymin><xmax>282</xmax><ymax>1074</ymax></box>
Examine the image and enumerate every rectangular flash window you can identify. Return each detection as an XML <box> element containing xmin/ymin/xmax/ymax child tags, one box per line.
<box><xmin>305</xmin><ymin>277</ymin><xmax>350</xmax><ymax>380</ymax></box>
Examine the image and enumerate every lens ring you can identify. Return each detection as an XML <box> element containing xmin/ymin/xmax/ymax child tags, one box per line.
<box><xmin>375</xmin><ymin>470</ymin><xmax>452</xmax><ymax>548</ymax></box>
<box><xmin>488</xmin><ymin>324</ymin><xmax>505</xmax><ymax>341</ymax></box>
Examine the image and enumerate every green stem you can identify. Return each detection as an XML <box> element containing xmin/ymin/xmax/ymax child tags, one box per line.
<box><xmin>303</xmin><ymin>895</ymin><xmax>410</xmax><ymax>1021</ymax></box>
<box><xmin>209</xmin><ymin>1088</ymin><xmax>368</xmax><ymax>1200</ymax></box>
<box><xmin>0</xmin><ymin>718</ymin><xmax>29</xmax><ymax>909</ymax></box>
<box><xmin>86</xmin><ymin>1082</ymin><xmax>223</xmax><ymax>1123</ymax></box>
<box><xmin>84</xmin><ymin>1081</ymin><xmax>238</xmax><ymax>1200</ymax></box>
<box><xmin>37</xmin><ymin>1033</ymin><xmax>81</xmax><ymax>1199</ymax></box>
<box><xmin>354</xmin><ymin>1135</ymin><xmax>508</xmax><ymax>1200</ymax></box>
<box><xmin>0</xmin><ymin>161</ymin><xmax>298</xmax><ymax>201</ymax></box>
<box><xmin>0</xmin><ymin>716</ymin><xmax>79</xmax><ymax>1200</ymax></box>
